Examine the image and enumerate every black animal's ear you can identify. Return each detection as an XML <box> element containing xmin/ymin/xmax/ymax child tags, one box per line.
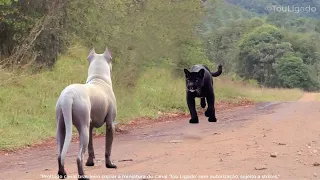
<box><xmin>198</xmin><ymin>69</ymin><xmax>205</xmax><ymax>78</ymax></box>
<box><xmin>184</xmin><ymin>69</ymin><xmax>190</xmax><ymax>77</ymax></box>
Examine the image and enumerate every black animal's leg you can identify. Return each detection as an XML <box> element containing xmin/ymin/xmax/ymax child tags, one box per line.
<box><xmin>200</xmin><ymin>98</ymin><xmax>206</xmax><ymax>108</ymax></box>
<box><xmin>85</xmin><ymin>125</ymin><xmax>95</xmax><ymax>166</ymax></box>
<box><xmin>204</xmin><ymin>96</ymin><xmax>211</xmax><ymax>117</ymax></box>
<box><xmin>205</xmin><ymin>95</ymin><xmax>217</xmax><ymax>122</ymax></box>
<box><xmin>187</xmin><ymin>96</ymin><xmax>199</xmax><ymax>123</ymax></box>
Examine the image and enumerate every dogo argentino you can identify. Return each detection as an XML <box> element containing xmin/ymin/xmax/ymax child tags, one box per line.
<box><xmin>55</xmin><ymin>47</ymin><xmax>117</xmax><ymax>180</ymax></box>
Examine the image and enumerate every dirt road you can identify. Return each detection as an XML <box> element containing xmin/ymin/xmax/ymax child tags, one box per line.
<box><xmin>1</xmin><ymin>93</ymin><xmax>320</xmax><ymax>180</ymax></box>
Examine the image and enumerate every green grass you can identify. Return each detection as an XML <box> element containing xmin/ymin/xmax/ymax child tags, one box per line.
<box><xmin>0</xmin><ymin>46</ymin><xmax>304</xmax><ymax>150</ymax></box>
<box><xmin>214</xmin><ymin>77</ymin><xmax>303</xmax><ymax>102</ymax></box>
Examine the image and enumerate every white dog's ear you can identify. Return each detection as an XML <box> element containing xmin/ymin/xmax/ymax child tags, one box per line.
<box><xmin>103</xmin><ymin>47</ymin><xmax>112</xmax><ymax>62</ymax></box>
<box><xmin>88</xmin><ymin>48</ymin><xmax>95</xmax><ymax>62</ymax></box>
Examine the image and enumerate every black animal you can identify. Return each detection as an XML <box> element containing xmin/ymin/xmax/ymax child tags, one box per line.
<box><xmin>184</xmin><ymin>64</ymin><xmax>222</xmax><ymax>124</ymax></box>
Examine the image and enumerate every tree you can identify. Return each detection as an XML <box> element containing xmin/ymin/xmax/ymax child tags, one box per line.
<box><xmin>275</xmin><ymin>55</ymin><xmax>319</xmax><ymax>91</ymax></box>
<box><xmin>0</xmin><ymin>0</ymin><xmax>66</xmax><ymax>68</ymax></box>
<box><xmin>203</xmin><ymin>17</ymin><xmax>264</xmax><ymax>73</ymax></box>
<box><xmin>237</xmin><ymin>24</ymin><xmax>294</xmax><ymax>87</ymax></box>
<box><xmin>283</xmin><ymin>32</ymin><xmax>320</xmax><ymax>65</ymax></box>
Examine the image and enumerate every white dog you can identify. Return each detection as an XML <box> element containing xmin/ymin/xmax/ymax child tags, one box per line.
<box><xmin>55</xmin><ymin>47</ymin><xmax>117</xmax><ymax>180</ymax></box>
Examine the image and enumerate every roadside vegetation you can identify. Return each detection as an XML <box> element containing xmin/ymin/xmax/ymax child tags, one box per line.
<box><xmin>0</xmin><ymin>45</ymin><xmax>303</xmax><ymax>150</ymax></box>
<box><xmin>0</xmin><ymin>0</ymin><xmax>315</xmax><ymax>150</ymax></box>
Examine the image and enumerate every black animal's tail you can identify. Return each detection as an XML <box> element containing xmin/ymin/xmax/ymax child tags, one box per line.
<box><xmin>210</xmin><ymin>65</ymin><xmax>222</xmax><ymax>77</ymax></box>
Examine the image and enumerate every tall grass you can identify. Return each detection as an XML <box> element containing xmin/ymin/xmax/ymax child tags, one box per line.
<box><xmin>0</xmin><ymin>46</ymin><xmax>304</xmax><ymax>150</ymax></box>
<box><xmin>214</xmin><ymin>76</ymin><xmax>303</xmax><ymax>102</ymax></box>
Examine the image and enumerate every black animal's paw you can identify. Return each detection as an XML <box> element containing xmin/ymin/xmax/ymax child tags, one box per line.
<box><xmin>205</xmin><ymin>110</ymin><xmax>212</xmax><ymax>117</ymax></box>
<box><xmin>189</xmin><ymin>118</ymin><xmax>199</xmax><ymax>124</ymax></box>
<box><xmin>201</xmin><ymin>98</ymin><xmax>206</xmax><ymax>108</ymax></box>
<box><xmin>85</xmin><ymin>159</ymin><xmax>95</xmax><ymax>166</ymax></box>
<box><xmin>106</xmin><ymin>163</ymin><xmax>117</xmax><ymax>169</ymax></box>
<box><xmin>208</xmin><ymin>116</ymin><xmax>217</xmax><ymax>122</ymax></box>
<box><xmin>58</xmin><ymin>171</ymin><xmax>67</xmax><ymax>179</ymax></box>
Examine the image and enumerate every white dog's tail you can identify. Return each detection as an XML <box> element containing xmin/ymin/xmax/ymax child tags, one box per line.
<box><xmin>60</xmin><ymin>97</ymin><xmax>74</xmax><ymax>166</ymax></box>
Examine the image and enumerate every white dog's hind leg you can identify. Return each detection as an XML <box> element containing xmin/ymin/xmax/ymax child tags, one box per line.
<box><xmin>77</xmin><ymin>126</ymin><xmax>90</xmax><ymax>180</ymax></box>
<box><xmin>105</xmin><ymin>123</ymin><xmax>117</xmax><ymax>168</ymax></box>
<box><xmin>104</xmin><ymin>105</ymin><xmax>117</xmax><ymax>168</ymax></box>
<box><xmin>105</xmin><ymin>107</ymin><xmax>117</xmax><ymax>169</ymax></box>
<box><xmin>56</xmin><ymin>115</ymin><xmax>67</xmax><ymax>179</ymax></box>
<box><xmin>57</xmin><ymin>97</ymin><xmax>73</xmax><ymax>179</ymax></box>
<box><xmin>85</xmin><ymin>125</ymin><xmax>95</xmax><ymax>166</ymax></box>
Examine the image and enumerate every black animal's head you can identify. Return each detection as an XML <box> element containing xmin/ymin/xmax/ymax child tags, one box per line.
<box><xmin>183</xmin><ymin>68</ymin><xmax>205</xmax><ymax>93</ymax></box>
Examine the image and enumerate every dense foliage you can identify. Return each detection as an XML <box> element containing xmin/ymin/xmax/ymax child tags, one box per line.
<box><xmin>0</xmin><ymin>0</ymin><xmax>66</xmax><ymax>68</ymax></box>
<box><xmin>1</xmin><ymin>0</ymin><xmax>207</xmax><ymax>84</ymax></box>
<box><xmin>66</xmin><ymin>0</ymin><xmax>208</xmax><ymax>85</ymax></box>
<box><xmin>200</xmin><ymin>0</ymin><xmax>320</xmax><ymax>91</ymax></box>
<box><xmin>1</xmin><ymin>0</ymin><xmax>320</xmax><ymax>91</ymax></box>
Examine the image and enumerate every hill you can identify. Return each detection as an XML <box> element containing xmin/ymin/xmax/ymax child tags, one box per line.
<box><xmin>226</xmin><ymin>0</ymin><xmax>320</xmax><ymax>18</ymax></box>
